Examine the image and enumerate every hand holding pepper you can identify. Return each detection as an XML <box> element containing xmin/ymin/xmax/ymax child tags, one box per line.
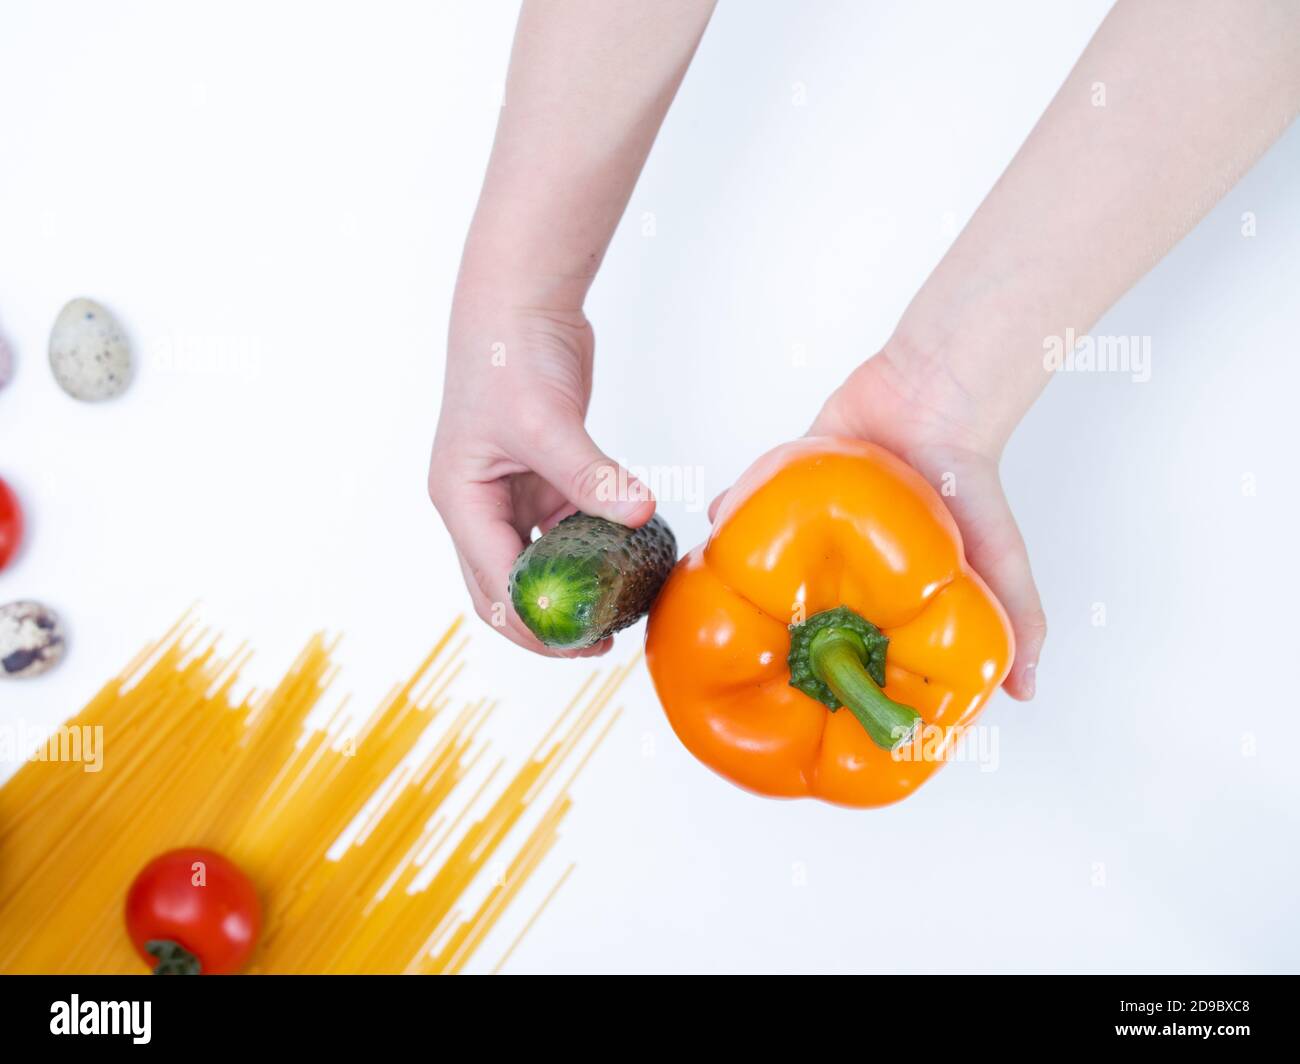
<box><xmin>648</xmin><ymin>437</ymin><xmax>1013</xmax><ymax>808</ymax></box>
<box><xmin>806</xmin><ymin>347</ymin><xmax>1046</xmax><ymax>702</ymax></box>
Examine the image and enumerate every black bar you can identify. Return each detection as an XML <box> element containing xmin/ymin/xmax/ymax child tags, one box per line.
<box><xmin>1</xmin><ymin>974</ymin><xmax>1291</xmax><ymax>1051</ymax></box>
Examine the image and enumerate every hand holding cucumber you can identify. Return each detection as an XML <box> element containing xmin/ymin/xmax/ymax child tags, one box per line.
<box><xmin>427</xmin><ymin>1</ymin><xmax>715</xmax><ymax>655</ymax></box>
<box><xmin>427</xmin><ymin>290</ymin><xmax>657</xmax><ymax>657</ymax></box>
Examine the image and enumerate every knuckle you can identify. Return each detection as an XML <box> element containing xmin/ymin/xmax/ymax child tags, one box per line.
<box><xmin>470</xmin><ymin>597</ymin><xmax>493</xmax><ymax>625</ymax></box>
<box><xmin>515</xmin><ymin>408</ymin><xmax>556</xmax><ymax>449</ymax></box>
<box><xmin>426</xmin><ymin>460</ymin><xmax>453</xmax><ymax>509</ymax></box>
<box><xmin>1021</xmin><ymin>609</ymin><xmax>1049</xmax><ymax>640</ymax></box>
<box><xmin>465</xmin><ymin>562</ymin><xmax>490</xmax><ymax>598</ymax></box>
<box><xmin>569</xmin><ymin>457</ymin><xmax>614</xmax><ymax>505</ymax></box>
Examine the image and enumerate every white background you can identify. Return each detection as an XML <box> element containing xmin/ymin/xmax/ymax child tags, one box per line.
<box><xmin>1</xmin><ymin>0</ymin><xmax>1297</xmax><ymax>973</ymax></box>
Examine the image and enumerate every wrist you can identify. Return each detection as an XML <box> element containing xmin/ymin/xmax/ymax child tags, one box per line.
<box><xmin>812</xmin><ymin>332</ymin><xmax>1020</xmax><ymax>478</ymax></box>
<box><xmin>458</xmin><ymin>177</ymin><xmax>615</xmax><ymax>313</ymax></box>
<box><xmin>446</xmin><ymin>273</ymin><xmax>593</xmax><ymax>380</ymax></box>
<box><xmin>882</xmin><ymin>311</ymin><xmax>1046</xmax><ymax>457</ymax></box>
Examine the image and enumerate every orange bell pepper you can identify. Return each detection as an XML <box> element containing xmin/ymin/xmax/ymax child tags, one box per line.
<box><xmin>645</xmin><ymin>437</ymin><xmax>1013</xmax><ymax>808</ymax></box>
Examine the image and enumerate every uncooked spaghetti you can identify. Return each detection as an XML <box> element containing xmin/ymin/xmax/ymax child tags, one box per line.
<box><xmin>0</xmin><ymin>613</ymin><xmax>629</xmax><ymax>973</ymax></box>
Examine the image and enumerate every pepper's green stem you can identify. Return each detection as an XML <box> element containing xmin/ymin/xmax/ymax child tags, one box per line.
<box><xmin>807</xmin><ymin>627</ymin><xmax>921</xmax><ymax>751</ymax></box>
<box><xmin>146</xmin><ymin>939</ymin><xmax>201</xmax><ymax>975</ymax></box>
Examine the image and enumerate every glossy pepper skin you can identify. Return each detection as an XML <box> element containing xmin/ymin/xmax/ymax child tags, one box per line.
<box><xmin>645</xmin><ymin>437</ymin><xmax>1013</xmax><ymax>808</ymax></box>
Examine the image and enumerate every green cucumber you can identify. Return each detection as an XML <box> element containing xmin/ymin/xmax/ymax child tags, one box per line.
<box><xmin>508</xmin><ymin>512</ymin><xmax>677</xmax><ymax>650</ymax></box>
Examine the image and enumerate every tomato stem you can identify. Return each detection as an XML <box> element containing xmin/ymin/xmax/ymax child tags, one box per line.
<box><xmin>146</xmin><ymin>939</ymin><xmax>201</xmax><ymax>975</ymax></box>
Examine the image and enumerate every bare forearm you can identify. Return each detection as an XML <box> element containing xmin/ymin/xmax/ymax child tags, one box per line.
<box><xmin>460</xmin><ymin>0</ymin><xmax>716</xmax><ymax>306</ymax></box>
<box><xmin>893</xmin><ymin>0</ymin><xmax>1300</xmax><ymax>449</ymax></box>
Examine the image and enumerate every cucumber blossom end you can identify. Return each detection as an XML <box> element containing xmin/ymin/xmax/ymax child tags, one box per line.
<box><xmin>508</xmin><ymin>512</ymin><xmax>677</xmax><ymax>650</ymax></box>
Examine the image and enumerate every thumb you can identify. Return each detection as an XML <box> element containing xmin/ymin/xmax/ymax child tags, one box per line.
<box><xmin>530</xmin><ymin>422</ymin><xmax>655</xmax><ymax>527</ymax></box>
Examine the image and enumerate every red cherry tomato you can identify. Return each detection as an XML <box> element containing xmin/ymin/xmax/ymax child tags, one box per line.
<box><xmin>0</xmin><ymin>477</ymin><xmax>22</xmax><ymax>571</ymax></box>
<box><xmin>125</xmin><ymin>848</ymin><xmax>261</xmax><ymax>975</ymax></box>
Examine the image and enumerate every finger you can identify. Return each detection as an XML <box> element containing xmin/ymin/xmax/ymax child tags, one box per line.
<box><xmin>537</xmin><ymin>502</ymin><xmax>577</xmax><ymax>534</ymax></box>
<box><xmin>509</xmin><ymin>476</ymin><xmax>567</xmax><ymax>539</ymax></box>
<box><xmin>436</xmin><ymin>478</ymin><xmax>565</xmax><ymax>654</ymax></box>
<box><xmin>455</xmin><ymin>552</ymin><xmax>615</xmax><ymax>658</ymax></box>
<box><xmin>707</xmin><ymin>489</ymin><xmax>728</xmax><ymax>524</ymax></box>
<box><xmin>569</xmin><ymin>637</ymin><xmax>613</xmax><ymax>659</ymax></box>
<box><xmin>528</xmin><ymin>422</ymin><xmax>655</xmax><ymax>527</ymax></box>
<box><xmin>942</xmin><ymin>470</ymin><xmax>1047</xmax><ymax>701</ymax></box>
<box><xmin>439</xmin><ymin>482</ymin><xmax>625</xmax><ymax>658</ymax></box>
<box><xmin>453</xmin><ymin>551</ymin><xmax>560</xmax><ymax>655</ymax></box>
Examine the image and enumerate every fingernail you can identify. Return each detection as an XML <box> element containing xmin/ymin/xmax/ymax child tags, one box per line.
<box><xmin>610</xmin><ymin>489</ymin><xmax>651</xmax><ymax>523</ymax></box>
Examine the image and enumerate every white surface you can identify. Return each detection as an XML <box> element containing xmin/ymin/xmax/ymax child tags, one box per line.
<box><xmin>1</xmin><ymin>0</ymin><xmax>1297</xmax><ymax>973</ymax></box>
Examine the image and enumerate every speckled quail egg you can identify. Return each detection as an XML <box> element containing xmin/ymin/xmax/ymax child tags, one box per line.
<box><xmin>49</xmin><ymin>297</ymin><xmax>133</xmax><ymax>401</ymax></box>
<box><xmin>0</xmin><ymin>600</ymin><xmax>67</xmax><ymax>679</ymax></box>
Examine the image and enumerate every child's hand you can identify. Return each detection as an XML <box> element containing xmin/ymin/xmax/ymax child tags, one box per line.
<box><xmin>707</xmin><ymin>344</ymin><xmax>1046</xmax><ymax>700</ymax></box>
<box><xmin>427</xmin><ymin>0</ymin><xmax>716</xmax><ymax>652</ymax></box>
<box><xmin>778</xmin><ymin>0</ymin><xmax>1300</xmax><ymax>701</ymax></box>
<box><xmin>806</xmin><ymin>345</ymin><xmax>1046</xmax><ymax>701</ymax></box>
<box><xmin>428</xmin><ymin>284</ymin><xmax>653</xmax><ymax>657</ymax></box>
